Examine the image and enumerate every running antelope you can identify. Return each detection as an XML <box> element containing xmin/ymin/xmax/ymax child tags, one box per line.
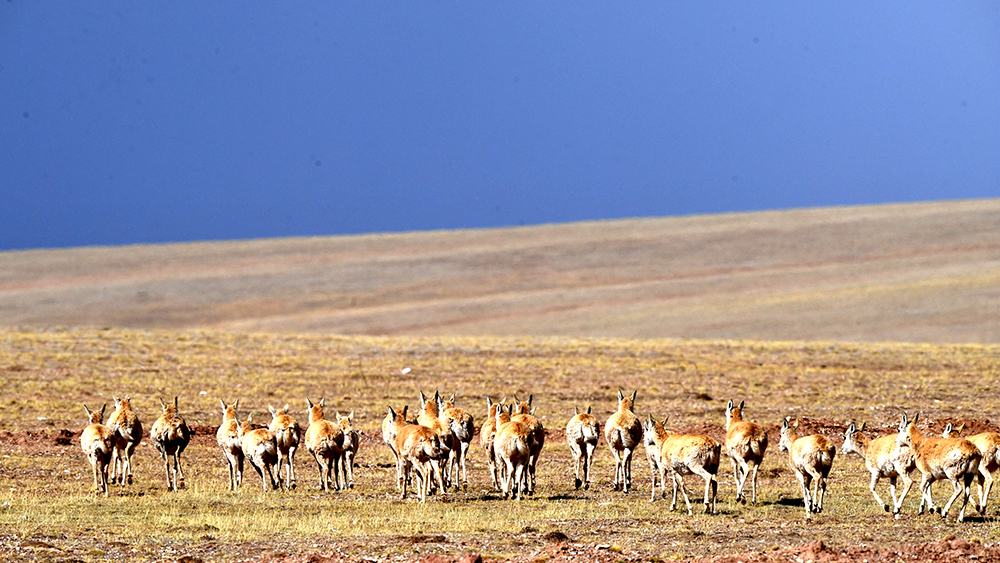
<box><xmin>896</xmin><ymin>413</ymin><xmax>980</xmax><ymax>522</ymax></box>
<box><xmin>337</xmin><ymin>411</ymin><xmax>359</xmax><ymax>489</ymax></box>
<box><xmin>605</xmin><ymin>390</ymin><xmax>643</xmax><ymax>493</ymax></box>
<box><xmin>481</xmin><ymin>397</ymin><xmax>501</xmax><ymax>490</ymax></box>
<box><xmin>107</xmin><ymin>395</ymin><xmax>142</xmax><ymax>487</ymax></box>
<box><xmin>724</xmin><ymin>399</ymin><xmax>768</xmax><ymax>504</ymax></box>
<box><xmin>383</xmin><ymin>405</ymin><xmax>409</xmax><ymax>490</ymax></box>
<box><xmin>217</xmin><ymin>399</ymin><xmax>244</xmax><ymax>490</ymax></box>
<box><xmin>268</xmin><ymin>404</ymin><xmax>301</xmax><ymax>490</ymax></box>
<box><xmin>646</xmin><ymin>415</ymin><xmax>721</xmax><ymax>514</ymax></box>
<box><xmin>942</xmin><ymin>423</ymin><xmax>999</xmax><ymax>514</ymax></box>
<box><xmin>80</xmin><ymin>404</ymin><xmax>114</xmax><ymax>496</ymax></box>
<box><xmin>512</xmin><ymin>394</ymin><xmax>544</xmax><ymax>495</ymax></box>
<box><xmin>239</xmin><ymin>413</ymin><xmax>280</xmax><ymax>491</ymax></box>
<box><xmin>841</xmin><ymin>420</ymin><xmax>916</xmax><ymax>516</ymax></box>
<box><xmin>304</xmin><ymin>397</ymin><xmax>346</xmax><ymax>491</ymax></box>
<box><xmin>567</xmin><ymin>406</ymin><xmax>600</xmax><ymax>490</ymax></box>
<box><xmin>418</xmin><ymin>391</ymin><xmax>456</xmax><ymax>491</ymax></box>
<box><xmin>493</xmin><ymin>403</ymin><xmax>534</xmax><ymax>500</ymax></box>
<box><xmin>440</xmin><ymin>393</ymin><xmax>475</xmax><ymax>490</ymax></box>
<box><xmin>394</xmin><ymin>415</ymin><xmax>446</xmax><ymax>502</ymax></box>
<box><xmin>778</xmin><ymin>418</ymin><xmax>836</xmax><ymax>519</ymax></box>
<box><xmin>150</xmin><ymin>397</ymin><xmax>191</xmax><ymax>492</ymax></box>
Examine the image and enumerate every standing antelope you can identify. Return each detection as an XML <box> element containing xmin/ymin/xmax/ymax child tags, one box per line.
<box><xmin>418</xmin><ymin>391</ymin><xmax>456</xmax><ymax>491</ymax></box>
<box><xmin>107</xmin><ymin>395</ymin><xmax>142</xmax><ymax>487</ymax></box>
<box><xmin>778</xmin><ymin>418</ymin><xmax>836</xmax><ymax>519</ymax></box>
<box><xmin>643</xmin><ymin>414</ymin><xmax>667</xmax><ymax>501</ymax></box>
<box><xmin>239</xmin><ymin>413</ymin><xmax>280</xmax><ymax>491</ymax></box>
<box><xmin>493</xmin><ymin>403</ymin><xmax>534</xmax><ymax>500</ymax></box>
<box><xmin>80</xmin><ymin>404</ymin><xmax>114</xmax><ymax>496</ymax></box>
<box><xmin>268</xmin><ymin>404</ymin><xmax>301</xmax><ymax>490</ymax></box>
<box><xmin>645</xmin><ymin>415</ymin><xmax>720</xmax><ymax>514</ymax></box>
<box><xmin>512</xmin><ymin>394</ymin><xmax>544</xmax><ymax>495</ymax></box>
<box><xmin>440</xmin><ymin>393</ymin><xmax>475</xmax><ymax>490</ymax></box>
<box><xmin>217</xmin><ymin>399</ymin><xmax>244</xmax><ymax>491</ymax></box>
<box><xmin>336</xmin><ymin>411</ymin><xmax>359</xmax><ymax>489</ymax></box>
<box><xmin>605</xmin><ymin>390</ymin><xmax>642</xmax><ymax>493</ymax></box>
<box><xmin>841</xmin><ymin>420</ymin><xmax>916</xmax><ymax>516</ymax></box>
<box><xmin>150</xmin><ymin>397</ymin><xmax>191</xmax><ymax>492</ymax></box>
<box><xmin>383</xmin><ymin>405</ymin><xmax>409</xmax><ymax>490</ymax></box>
<box><xmin>567</xmin><ymin>406</ymin><xmax>600</xmax><ymax>490</ymax></box>
<box><xmin>304</xmin><ymin>398</ymin><xmax>346</xmax><ymax>491</ymax></box>
<box><xmin>480</xmin><ymin>397</ymin><xmax>501</xmax><ymax>490</ymax></box>
<box><xmin>896</xmin><ymin>413</ymin><xmax>980</xmax><ymax>522</ymax></box>
<box><xmin>724</xmin><ymin>399</ymin><xmax>768</xmax><ymax>504</ymax></box>
<box><xmin>394</xmin><ymin>414</ymin><xmax>445</xmax><ymax>502</ymax></box>
<box><xmin>942</xmin><ymin>423</ymin><xmax>1000</xmax><ymax>514</ymax></box>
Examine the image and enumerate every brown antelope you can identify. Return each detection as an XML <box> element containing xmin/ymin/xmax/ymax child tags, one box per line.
<box><xmin>304</xmin><ymin>397</ymin><xmax>346</xmax><ymax>491</ymax></box>
<box><xmin>605</xmin><ymin>390</ymin><xmax>642</xmax><ymax>493</ymax></box>
<box><xmin>567</xmin><ymin>406</ymin><xmax>600</xmax><ymax>490</ymax></box>
<box><xmin>724</xmin><ymin>399</ymin><xmax>768</xmax><ymax>504</ymax></box>
<box><xmin>268</xmin><ymin>404</ymin><xmax>301</xmax><ymax>490</ymax></box>
<box><xmin>383</xmin><ymin>405</ymin><xmax>409</xmax><ymax>490</ymax></box>
<box><xmin>150</xmin><ymin>397</ymin><xmax>192</xmax><ymax>492</ymax></box>
<box><xmin>493</xmin><ymin>403</ymin><xmax>534</xmax><ymax>500</ymax></box>
<box><xmin>645</xmin><ymin>415</ymin><xmax>720</xmax><ymax>513</ymax></box>
<box><xmin>418</xmin><ymin>391</ymin><xmax>456</xmax><ymax>491</ymax></box>
<box><xmin>480</xmin><ymin>397</ymin><xmax>501</xmax><ymax>490</ymax></box>
<box><xmin>896</xmin><ymin>413</ymin><xmax>980</xmax><ymax>522</ymax></box>
<box><xmin>942</xmin><ymin>422</ymin><xmax>999</xmax><ymax>514</ymax></box>
<box><xmin>512</xmin><ymin>394</ymin><xmax>544</xmax><ymax>495</ymax></box>
<box><xmin>107</xmin><ymin>395</ymin><xmax>142</xmax><ymax>487</ymax></box>
<box><xmin>394</xmin><ymin>416</ymin><xmax>446</xmax><ymax>502</ymax></box>
<box><xmin>440</xmin><ymin>393</ymin><xmax>475</xmax><ymax>490</ymax></box>
<box><xmin>217</xmin><ymin>399</ymin><xmax>244</xmax><ymax>491</ymax></box>
<box><xmin>642</xmin><ymin>414</ymin><xmax>666</xmax><ymax>501</ymax></box>
<box><xmin>841</xmin><ymin>420</ymin><xmax>916</xmax><ymax>516</ymax></box>
<box><xmin>80</xmin><ymin>404</ymin><xmax>114</xmax><ymax>496</ymax></box>
<box><xmin>239</xmin><ymin>413</ymin><xmax>280</xmax><ymax>491</ymax></box>
<box><xmin>336</xmin><ymin>411</ymin><xmax>359</xmax><ymax>489</ymax></box>
<box><xmin>778</xmin><ymin>418</ymin><xmax>836</xmax><ymax>519</ymax></box>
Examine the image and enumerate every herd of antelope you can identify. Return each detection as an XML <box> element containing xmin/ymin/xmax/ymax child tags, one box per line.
<box><xmin>79</xmin><ymin>390</ymin><xmax>999</xmax><ymax>522</ymax></box>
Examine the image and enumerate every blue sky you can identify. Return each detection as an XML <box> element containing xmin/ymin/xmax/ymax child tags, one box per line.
<box><xmin>2</xmin><ymin>3</ymin><xmax>998</xmax><ymax>251</ymax></box>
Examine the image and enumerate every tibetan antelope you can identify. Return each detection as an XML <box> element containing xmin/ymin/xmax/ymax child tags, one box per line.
<box><xmin>841</xmin><ymin>420</ymin><xmax>916</xmax><ymax>516</ymax></box>
<box><xmin>943</xmin><ymin>422</ymin><xmax>999</xmax><ymax>514</ymax></box>
<box><xmin>304</xmin><ymin>398</ymin><xmax>346</xmax><ymax>491</ymax></box>
<box><xmin>778</xmin><ymin>418</ymin><xmax>836</xmax><ymax>519</ymax></box>
<box><xmin>643</xmin><ymin>414</ymin><xmax>666</xmax><ymax>501</ymax></box>
<box><xmin>493</xmin><ymin>403</ymin><xmax>534</xmax><ymax>500</ymax></box>
<box><xmin>418</xmin><ymin>391</ymin><xmax>456</xmax><ymax>491</ymax></box>
<box><xmin>268</xmin><ymin>404</ymin><xmax>301</xmax><ymax>490</ymax></box>
<box><xmin>724</xmin><ymin>399</ymin><xmax>768</xmax><ymax>504</ymax></box>
<box><xmin>337</xmin><ymin>411</ymin><xmax>360</xmax><ymax>488</ymax></box>
<box><xmin>567</xmin><ymin>406</ymin><xmax>600</xmax><ymax>490</ymax></box>
<box><xmin>383</xmin><ymin>405</ymin><xmax>409</xmax><ymax>490</ymax></box>
<box><xmin>239</xmin><ymin>413</ymin><xmax>280</xmax><ymax>491</ymax></box>
<box><xmin>512</xmin><ymin>394</ymin><xmax>544</xmax><ymax>495</ymax></box>
<box><xmin>896</xmin><ymin>413</ymin><xmax>980</xmax><ymax>522</ymax></box>
<box><xmin>107</xmin><ymin>395</ymin><xmax>142</xmax><ymax>487</ymax></box>
<box><xmin>440</xmin><ymin>393</ymin><xmax>475</xmax><ymax>490</ymax></box>
<box><xmin>605</xmin><ymin>390</ymin><xmax>643</xmax><ymax>493</ymax></box>
<box><xmin>394</xmin><ymin>415</ymin><xmax>446</xmax><ymax>502</ymax></box>
<box><xmin>217</xmin><ymin>399</ymin><xmax>244</xmax><ymax>490</ymax></box>
<box><xmin>80</xmin><ymin>404</ymin><xmax>114</xmax><ymax>496</ymax></box>
<box><xmin>481</xmin><ymin>397</ymin><xmax>501</xmax><ymax>490</ymax></box>
<box><xmin>646</xmin><ymin>415</ymin><xmax>721</xmax><ymax>514</ymax></box>
<box><xmin>150</xmin><ymin>397</ymin><xmax>191</xmax><ymax>492</ymax></box>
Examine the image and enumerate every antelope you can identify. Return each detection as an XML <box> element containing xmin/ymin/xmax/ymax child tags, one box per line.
<box><xmin>217</xmin><ymin>399</ymin><xmax>244</xmax><ymax>491</ymax></box>
<box><xmin>605</xmin><ymin>390</ymin><xmax>642</xmax><ymax>493</ymax></box>
<box><xmin>645</xmin><ymin>415</ymin><xmax>720</xmax><ymax>513</ymax></box>
<box><xmin>150</xmin><ymin>397</ymin><xmax>191</xmax><ymax>492</ymax></box>
<box><xmin>480</xmin><ymin>397</ymin><xmax>501</xmax><ymax>490</ymax></box>
<box><xmin>239</xmin><ymin>413</ymin><xmax>280</xmax><ymax>491</ymax></box>
<box><xmin>778</xmin><ymin>418</ymin><xmax>836</xmax><ymax>519</ymax></box>
<box><xmin>418</xmin><ymin>391</ymin><xmax>456</xmax><ymax>491</ymax></box>
<box><xmin>268</xmin><ymin>404</ymin><xmax>301</xmax><ymax>490</ymax></box>
<box><xmin>383</xmin><ymin>405</ymin><xmax>409</xmax><ymax>490</ymax></box>
<box><xmin>394</xmin><ymin>416</ymin><xmax>446</xmax><ymax>502</ymax></box>
<box><xmin>336</xmin><ymin>411</ymin><xmax>359</xmax><ymax>488</ymax></box>
<box><xmin>304</xmin><ymin>397</ymin><xmax>346</xmax><ymax>491</ymax></box>
<box><xmin>512</xmin><ymin>394</ymin><xmax>545</xmax><ymax>495</ymax></box>
<box><xmin>642</xmin><ymin>414</ymin><xmax>667</xmax><ymax>501</ymax></box>
<box><xmin>493</xmin><ymin>403</ymin><xmax>534</xmax><ymax>500</ymax></box>
<box><xmin>724</xmin><ymin>399</ymin><xmax>768</xmax><ymax>504</ymax></box>
<box><xmin>942</xmin><ymin>423</ymin><xmax>999</xmax><ymax>514</ymax></box>
<box><xmin>567</xmin><ymin>406</ymin><xmax>600</xmax><ymax>490</ymax></box>
<box><xmin>895</xmin><ymin>413</ymin><xmax>980</xmax><ymax>522</ymax></box>
<box><xmin>440</xmin><ymin>393</ymin><xmax>475</xmax><ymax>490</ymax></box>
<box><xmin>106</xmin><ymin>395</ymin><xmax>142</xmax><ymax>487</ymax></box>
<box><xmin>80</xmin><ymin>404</ymin><xmax>114</xmax><ymax>496</ymax></box>
<box><xmin>841</xmin><ymin>420</ymin><xmax>916</xmax><ymax>516</ymax></box>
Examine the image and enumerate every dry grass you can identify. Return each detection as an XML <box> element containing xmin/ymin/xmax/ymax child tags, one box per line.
<box><xmin>2</xmin><ymin>328</ymin><xmax>1000</xmax><ymax>561</ymax></box>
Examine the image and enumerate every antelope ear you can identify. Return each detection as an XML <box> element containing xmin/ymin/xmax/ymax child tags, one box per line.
<box><xmin>847</xmin><ymin>422</ymin><xmax>856</xmax><ymax>434</ymax></box>
<box><xmin>269</xmin><ymin>405</ymin><xmax>277</xmax><ymax>416</ymax></box>
<box><xmin>739</xmin><ymin>400</ymin><xmax>745</xmax><ymax>411</ymax></box>
<box><xmin>957</xmin><ymin>423</ymin><xmax>966</xmax><ymax>433</ymax></box>
<box><xmin>159</xmin><ymin>398</ymin><xmax>167</xmax><ymax>411</ymax></box>
<box><xmin>283</xmin><ymin>403</ymin><xmax>290</xmax><ymax>412</ymax></box>
<box><xmin>84</xmin><ymin>404</ymin><xmax>93</xmax><ymax>418</ymax></box>
<box><xmin>174</xmin><ymin>396</ymin><xmax>179</xmax><ymax>409</ymax></box>
<box><xmin>528</xmin><ymin>394</ymin><xmax>533</xmax><ymax>406</ymax></box>
<box><xmin>587</xmin><ymin>406</ymin><xmax>592</xmax><ymax>415</ymax></box>
<box><xmin>617</xmin><ymin>389</ymin><xmax>624</xmax><ymax>403</ymax></box>
<box><xmin>727</xmin><ymin>399</ymin><xmax>734</xmax><ymax>411</ymax></box>
<box><xmin>913</xmin><ymin>412</ymin><xmax>920</xmax><ymax>425</ymax></box>
<box><xmin>320</xmin><ymin>397</ymin><xmax>326</xmax><ymax>407</ymax></box>
<box><xmin>234</xmin><ymin>398</ymin><xmax>239</xmax><ymax>410</ymax></box>
<box><xmin>420</xmin><ymin>391</ymin><xmax>428</xmax><ymax>404</ymax></box>
<box><xmin>646</xmin><ymin>413</ymin><xmax>653</xmax><ymax>424</ymax></box>
<box><xmin>486</xmin><ymin>397</ymin><xmax>493</xmax><ymax>409</ymax></box>
<box><xmin>306</xmin><ymin>398</ymin><xmax>314</xmax><ymax>409</ymax></box>
<box><xmin>661</xmin><ymin>415</ymin><xmax>669</xmax><ymax>427</ymax></box>
<box><xmin>860</xmin><ymin>421</ymin><xmax>867</xmax><ymax>432</ymax></box>
<box><xmin>387</xmin><ymin>405</ymin><xmax>396</xmax><ymax>418</ymax></box>
<box><xmin>630</xmin><ymin>390</ymin><xmax>637</xmax><ymax>404</ymax></box>
<box><xmin>782</xmin><ymin>418</ymin><xmax>790</xmax><ymax>429</ymax></box>
<box><xmin>575</xmin><ymin>406</ymin><xmax>580</xmax><ymax>415</ymax></box>
<box><xmin>348</xmin><ymin>411</ymin><xmax>354</xmax><ymax>421</ymax></box>
<box><xmin>402</xmin><ymin>405</ymin><xmax>408</xmax><ymax>418</ymax></box>
<box><xmin>220</xmin><ymin>399</ymin><xmax>227</xmax><ymax>412</ymax></box>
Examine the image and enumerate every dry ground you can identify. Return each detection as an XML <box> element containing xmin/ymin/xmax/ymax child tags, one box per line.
<box><xmin>3</xmin><ymin>329</ymin><xmax>1000</xmax><ymax>562</ymax></box>
<box><xmin>3</xmin><ymin>199</ymin><xmax>1000</xmax><ymax>343</ymax></box>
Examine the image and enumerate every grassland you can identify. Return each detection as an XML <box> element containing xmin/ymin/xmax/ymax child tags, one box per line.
<box><xmin>3</xmin><ymin>328</ymin><xmax>1000</xmax><ymax>561</ymax></box>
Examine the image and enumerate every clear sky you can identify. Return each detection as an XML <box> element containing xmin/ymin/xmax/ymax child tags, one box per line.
<box><xmin>2</xmin><ymin>3</ymin><xmax>998</xmax><ymax>251</ymax></box>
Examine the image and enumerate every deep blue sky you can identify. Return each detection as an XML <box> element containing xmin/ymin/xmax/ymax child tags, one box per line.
<box><xmin>2</xmin><ymin>3</ymin><xmax>998</xmax><ymax>251</ymax></box>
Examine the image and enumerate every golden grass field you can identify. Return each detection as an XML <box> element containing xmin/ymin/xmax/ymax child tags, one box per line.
<box><xmin>3</xmin><ymin>328</ymin><xmax>1000</xmax><ymax>562</ymax></box>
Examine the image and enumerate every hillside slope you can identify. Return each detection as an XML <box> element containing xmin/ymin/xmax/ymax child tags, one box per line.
<box><xmin>2</xmin><ymin>199</ymin><xmax>999</xmax><ymax>342</ymax></box>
